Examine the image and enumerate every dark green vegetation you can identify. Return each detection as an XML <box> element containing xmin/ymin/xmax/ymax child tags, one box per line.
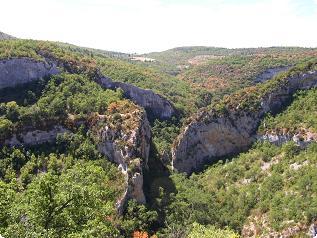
<box><xmin>158</xmin><ymin>141</ymin><xmax>317</xmax><ymax>237</ymax></box>
<box><xmin>1</xmin><ymin>37</ymin><xmax>317</xmax><ymax>237</ymax></box>
<box><xmin>0</xmin><ymin>135</ymin><xmax>158</xmax><ymax>237</ymax></box>
<box><xmin>149</xmin><ymin>75</ymin><xmax>317</xmax><ymax>237</ymax></box>
<box><xmin>259</xmin><ymin>88</ymin><xmax>317</xmax><ymax>134</ymax></box>
<box><xmin>0</xmin><ymin>45</ymin><xmax>156</xmax><ymax>236</ymax></box>
<box><xmin>0</xmin><ymin>146</ymin><xmax>124</xmax><ymax>237</ymax></box>
<box><xmin>0</xmin><ymin>73</ymin><xmax>123</xmax><ymax>141</ymax></box>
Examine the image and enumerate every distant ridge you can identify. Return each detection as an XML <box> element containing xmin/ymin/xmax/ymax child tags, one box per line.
<box><xmin>0</xmin><ymin>31</ymin><xmax>16</xmax><ymax>40</ymax></box>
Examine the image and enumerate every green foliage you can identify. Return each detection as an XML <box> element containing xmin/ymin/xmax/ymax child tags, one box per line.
<box><xmin>120</xmin><ymin>200</ymin><xmax>158</xmax><ymax>237</ymax></box>
<box><xmin>143</xmin><ymin>46</ymin><xmax>316</xmax><ymax>76</ymax></box>
<box><xmin>208</xmin><ymin>59</ymin><xmax>317</xmax><ymax>115</ymax></box>
<box><xmin>188</xmin><ymin>222</ymin><xmax>240</xmax><ymax>238</ymax></box>
<box><xmin>0</xmin><ymin>40</ymin><xmax>43</xmax><ymax>60</ymax></box>
<box><xmin>0</xmin><ymin>118</ymin><xmax>13</xmax><ymax>139</ymax></box>
<box><xmin>152</xmin><ymin>118</ymin><xmax>181</xmax><ymax>154</ymax></box>
<box><xmin>0</xmin><ymin>73</ymin><xmax>123</xmax><ymax>140</ymax></box>
<box><xmin>97</xmin><ymin>56</ymin><xmax>196</xmax><ymax>114</ymax></box>
<box><xmin>1</xmin><ymin>37</ymin><xmax>317</xmax><ymax>238</ymax></box>
<box><xmin>162</xmin><ymin>142</ymin><xmax>317</xmax><ymax>236</ymax></box>
<box><xmin>3</xmin><ymin>161</ymin><xmax>122</xmax><ymax>237</ymax></box>
<box><xmin>38</xmin><ymin>73</ymin><xmax>122</xmax><ymax>115</ymax></box>
<box><xmin>259</xmin><ymin>88</ymin><xmax>317</xmax><ymax>133</ymax></box>
<box><xmin>0</xmin><ymin>144</ymin><xmax>125</xmax><ymax>237</ymax></box>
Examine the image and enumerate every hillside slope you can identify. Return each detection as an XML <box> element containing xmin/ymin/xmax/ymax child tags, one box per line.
<box><xmin>0</xmin><ymin>40</ymin><xmax>158</xmax><ymax>237</ymax></box>
<box><xmin>0</xmin><ymin>31</ymin><xmax>15</xmax><ymax>40</ymax></box>
<box><xmin>158</xmin><ymin>84</ymin><xmax>317</xmax><ymax>237</ymax></box>
<box><xmin>1</xmin><ymin>39</ymin><xmax>317</xmax><ymax>237</ymax></box>
<box><xmin>173</xmin><ymin>60</ymin><xmax>317</xmax><ymax>173</ymax></box>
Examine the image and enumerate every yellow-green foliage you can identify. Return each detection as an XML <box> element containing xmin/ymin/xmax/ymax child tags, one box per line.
<box><xmin>0</xmin><ymin>40</ymin><xmax>43</xmax><ymax>60</ymax></box>
<box><xmin>259</xmin><ymin>88</ymin><xmax>317</xmax><ymax>134</ymax></box>
<box><xmin>0</xmin><ymin>73</ymin><xmax>123</xmax><ymax>139</ymax></box>
<box><xmin>97</xmin><ymin>56</ymin><xmax>196</xmax><ymax>114</ymax></box>
<box><xmin>188</xmin><ymin>223</ymin><xmax>240</xmax><ymax>238</ymax></box>
<box><xmin>0</xmin><ymin>146</ymin><xmax>125</xmax><ymax>237</ymax></box>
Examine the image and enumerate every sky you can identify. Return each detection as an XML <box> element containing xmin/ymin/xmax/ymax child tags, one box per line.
<box><xmin>1</xmin><ymin>0</ymin><xmax>317</xmax><ymax>53</ymax></box>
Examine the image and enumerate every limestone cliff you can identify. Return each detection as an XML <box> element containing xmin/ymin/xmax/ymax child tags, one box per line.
<box><xmin>258</xmin><ymin>128</ymin><xmax>317</xmax><ymax>148</ymax></box>
<box><xmin>254</xmin><ymin>66</ymin><xmax>290</xmax><ymax>83</ymax></box>
<box><xmin>0</xmin><ymin>58</ymin><xmax>59</xmax><ymax>89</ymax></box>
<box><xmin>89</xmin><ymin>102</ymin><xmax>151</xmax><ymax>212</ymax></box>
<box><xmin>4</xmin><ymin>125</ymin><xmax>68</xmax><ymax>146</ymax></box>
<box><xmin>98</xmin><ymin>76</ymin><xmax>176</xmax><ymax>120</ymax></box>
<box><xmin>172</xmin><ymin>67</ymin><xmax>317</xmax><ymax>174</ymax></box>
<box><xmin>0</xmin><ymin>56</ymin><xmax>176</xmax><ymax>120</ymax></box>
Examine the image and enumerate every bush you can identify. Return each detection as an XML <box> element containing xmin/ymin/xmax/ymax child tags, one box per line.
<box><xmin>188</xmin><ymin>223</ymin><xmax>240</xmax><ymax>238</ymax></box>
<box><xmin>0</xmin><ymin>118</ymin><xmax>13</xmax><ymax>139</ymax></box>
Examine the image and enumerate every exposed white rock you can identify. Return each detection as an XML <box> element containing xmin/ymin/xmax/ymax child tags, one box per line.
<box><xmin>91</xmin><ymin>107</ymin><xmax>151</xmax><ymax>213</ymax></box>
<box><xmin>258</xmin><ymin>129</ymin><xmax>317</xmax><ymax>148</ymax></box>
<box><xmin>290</xmin><ymin>160</ymin><xmax>309</xmax><ymax>171</ymax></box>
<box><xmin>99</xmin><ymin>76</ymin><xmax>176</xmax><ymax>120</ymax></box>
<box><xmin>5</xmin><ymin>126</ymin><xmax>68</xmax><ymax>146</ymax></box>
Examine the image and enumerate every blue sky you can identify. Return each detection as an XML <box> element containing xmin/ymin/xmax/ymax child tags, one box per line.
<box><xmin>1</xmin><ymin>0</ymin><xmax>317</xmax><ymax>53</ymax></box>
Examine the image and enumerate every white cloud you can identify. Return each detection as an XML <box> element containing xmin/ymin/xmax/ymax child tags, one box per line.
<box><xmin>0</xmin><ymin>0</ymin><xmax>316</xmax><ymax>53</ymax></box>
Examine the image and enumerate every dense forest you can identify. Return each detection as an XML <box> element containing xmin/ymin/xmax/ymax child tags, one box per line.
<box><xmin>0</xmin><ymin>38</ymin><xmax>317</xmax><ymax>237</ymax></box>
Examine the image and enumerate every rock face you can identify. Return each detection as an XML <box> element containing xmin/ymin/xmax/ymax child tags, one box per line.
<box><xmin>254</xmin><ymin>66</ymin><xmax>290</xmax><ymax>83</ymax></box>
<box><xmin>4</xmin><ymin>126</ymin><xmax>68</xmax><ymax>147</ymax></box>
<box><xmin>0</xmin><ymin>56</ymin><xmax>175</xmax><ymax>120</ymax></box>
<box><xmin>90</xmin><ymin>105</ymin><xmax>151</xmax><ymax>213</ymax></box>
<box><xmin>258</xmin><ymin>129</ymin><xmax>317</xmax><ymax>148</ymax></box>
<box><xmin>0</xmin><ymin>31</ymin><xmax>15</xmax><ymax>40</ymax></box>
<box><xmin>0</xmin><ymin>58</ymin><xmax>59</xmax><ymax>89</ymax></box>
<box><xmin>99</xmin><ymin>76</ymin><xmax>176</xmax><ymax>120</ymax></box>
<box><xmin>172</xmin><ymin>69</ymin><xmax>317</xmax><ymax>174</ymax></box>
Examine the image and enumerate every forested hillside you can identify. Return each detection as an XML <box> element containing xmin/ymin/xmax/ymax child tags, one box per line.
<box><xmin>156</xmin><ymin>84</ymin><xmax>317</xmax><ymax>237</ymax></box>
<box><xmin>0</xmin><ymin>37</ymin><xmax>317</xmax><ymax>237</ymax></box>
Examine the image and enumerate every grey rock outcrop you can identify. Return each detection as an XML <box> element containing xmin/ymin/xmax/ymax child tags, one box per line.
<box><xmin>0</xmin><ymin>56</ymin><xmax>176</xmax><ymax>120</ymax></box>
<box><xmin>90</xmin><ymin>106</ymin><xmax>151</xmax><ymax>213</ymax></box>
<box><xmin>172</xmin><ymin>69</ymin><xmax>317</xmax><ymax>174</ymax></box>
<box><xmin>258</xmin><ymin>129</ymin><xmax>317</xmax><ymax>148</ymax></box>
<box><xmin>99</xmin><ymin>76</ymin><xmax>176</xmax><ymax>120</ymax></box>
<box><xmin>4</xmin><ymin>126</ymin><xmax>68</xmax><ymax>147</ymax></box>
<box><xmin>0</xmin><ymin>58</ymin><xmax>59</xmax><ymax>89</ymax></box>
<box><xmin>0</xmin><ymin>31</ymin><xmax>15</xmax><ymax>40</ymax></box>
<box><xmin>254</xmin><ymin>66</ymin><xmax>291</xmax><ymax>83</ymax></box>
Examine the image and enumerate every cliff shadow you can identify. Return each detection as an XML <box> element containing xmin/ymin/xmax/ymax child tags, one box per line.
<box><xmin>0</xmin><ymin>76</ymin><xmax>51</xmax><ymax>105</ymax></box>
<box><xmin>143</xmin><ymin>140</ymin><xmax>177</xmax><ymax>230</ymax></box>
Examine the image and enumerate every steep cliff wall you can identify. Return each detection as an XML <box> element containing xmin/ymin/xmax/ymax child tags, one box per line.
<box><xmin>90</xmin><ymin>104</ymin><xmax>151</xmax><ymax>213</ymax></box>
<box><xmin>254</xmin><ymin>66</ymin><xmax>291</xmax><ymax>83</ymax></box>
<box><xmin>0</xmin><ymin>56</ymin><xmax>176</xmax><ymax>120</ymax></box>
<box><xmin>172</xmin><ymin>68</ymin><xmax>317</xmax><ymax>174</ymax></box>
<box><xmin>0</xmin><ymin>58</ymin><xmax>59</xmax><ymax>89</ymax></box>
<box><xmin>4</xmin><ymin>125</ymin><xmax>68</xmax><ymax>146</ymax></box>
<box><xmin>99</xmin><ymin>76</ymin><xmax>176</xmax><ymax>120</ymax></box>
